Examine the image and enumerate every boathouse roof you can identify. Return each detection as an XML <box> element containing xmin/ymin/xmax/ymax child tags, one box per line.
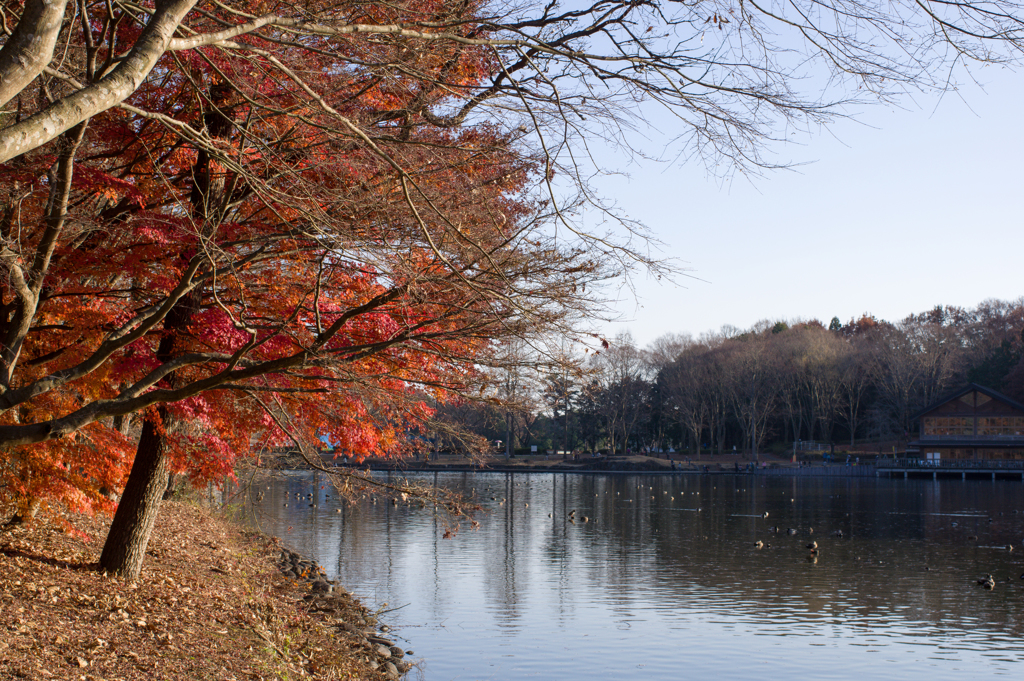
<box><xmin>911</xmin><ymin>382</ymin><xmax>1024</xmax><ymax>421</ymax></box>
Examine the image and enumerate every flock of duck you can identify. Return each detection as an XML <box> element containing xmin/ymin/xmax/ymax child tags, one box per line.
<box><xmin>282</xmin><ymin>489</ymin><xmax>326</xmax><ymax>508</ymax></box>
<box><xmin>750</xmin><ymin>522</ymin><xmax>832</xmax><ymax>563</ymax></box>
<box><xmin>280</xmin><ymin>480</ymin><xmax>1024</xmax><ymax>589</ymax></box>
<box><xmin>482</xmin><ymin>481</ymin><xmax>1024</xmax><ymax>587</ymax></box>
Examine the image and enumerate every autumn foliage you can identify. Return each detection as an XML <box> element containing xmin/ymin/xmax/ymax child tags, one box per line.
<box><xmin>0</xmin><ymin>0</ymin><xmax>591</xmax><ymax>527</ymax></box>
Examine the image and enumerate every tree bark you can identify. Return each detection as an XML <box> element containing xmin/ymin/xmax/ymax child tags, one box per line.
<box><xmin>0</xmin><ymin>0</ymin><xmax>70</xmax><ymax>109</ymax></box>
<box><xmin>0</xmin><ymin>0</ymin><xmax>198</xmax><ymax>162</ymax></box>
<box><xmin>98</xmin><ymin>417</ymin><xmax>170</xmax><ymax>579</ymax></box>
<box><xmin>96</xmin><ymin>309</ymin><xmax>191</xmax><ymax>578</ymax></box>
<box><xmin>751</xmin><ymin>412</ymin><xmax>758</xmax><ymax>462</ymax></box>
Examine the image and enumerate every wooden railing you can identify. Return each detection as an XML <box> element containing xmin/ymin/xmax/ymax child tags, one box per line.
<box><xmin>918</xmin><ymin>434</ymin><xmax>1024</xmax><ymax>442</ymax></box>
<box><xmin>877</xmin><ymin>458</ymin><xmax>1024</xmax><ymax>470</ymax></box>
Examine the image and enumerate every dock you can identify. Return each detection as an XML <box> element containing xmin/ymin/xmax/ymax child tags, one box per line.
<box><xmin>876</xmin><ymin>458</ymin><xmax>1024</xmax><ymax>480</ymax></box>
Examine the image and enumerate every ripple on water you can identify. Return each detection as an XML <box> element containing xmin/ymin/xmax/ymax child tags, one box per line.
<box><xmin>250</xmin><ymin>472</ymin><xmax>1024</xmax><ymax>680</ymax></box>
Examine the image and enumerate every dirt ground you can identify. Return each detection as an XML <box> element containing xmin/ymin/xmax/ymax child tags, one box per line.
<box><xmin>0</xmin><ymin>500</ymin><xmax>404</xmax><ymax>681</ymax></box>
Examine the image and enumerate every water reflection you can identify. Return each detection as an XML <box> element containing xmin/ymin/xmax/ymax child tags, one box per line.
<box><xmin>250</xmin><ymin>473</ymin><xmax>1024</xmax><ymax>680</ymax></box>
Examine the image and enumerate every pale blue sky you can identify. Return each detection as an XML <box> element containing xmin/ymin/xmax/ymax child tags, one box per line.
<box><xmin>594</xmin><ymin>65</ymin><xmax>1024</xmax><ymax>346</ymax></box>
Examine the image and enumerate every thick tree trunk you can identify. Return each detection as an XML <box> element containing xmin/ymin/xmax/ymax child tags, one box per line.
<box><xmin>98</xmin><ymin>418</ymin><xmax>170</xmax><ymax>578</ymax></box>
<box><xmin>97</xmin><ymin>82</ymin><xmax>233</xmax><ymax>578</ymax></box>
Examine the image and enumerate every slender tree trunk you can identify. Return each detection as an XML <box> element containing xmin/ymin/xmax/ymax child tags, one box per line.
<box><xmin>98</xmin><ymin>418</ymin><xmax>170</xmax><ymax>578</ymax></box>
<box><xmin>163</xmin><ymin>473</ymin><xmax>180</xmax><ymax>500</ymax></box>
<box><xmin>750</xmin><ymin>412</ymin><xmax>757</xmax><ymax>462</ymax></box>
<box><xmin>563</xmin><ymin>404</ymin><xmax>569</xmax><ymax>454</ymax></box>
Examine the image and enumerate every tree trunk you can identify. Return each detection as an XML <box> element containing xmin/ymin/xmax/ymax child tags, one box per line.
<box><xmin>505</xmin><ymin>413</ymin><xmax>511</xmax><ymax>459</ymax></box>
<box><xmin>563</xmin><ymin>407</ymin><xmax>569</xmax><ymax>455</ymax></box>
<box><xmin>98</xmin><ymin>417</ymin><xmax>170</xmax><ymax>579</ymax></box>
<box><xmin>750</xmin><ymin>412</ymin><xmax>758</xmax><ymax>462</ymax></box>
<box><xmin>163</xmin><ymin>473</ymin><xmax>181</xmax><ymax>500</ymax></box>
<box><xmin>96</xmin><ymin>82</ymin><xmax>232</xmax><ymax>578</ymax></box>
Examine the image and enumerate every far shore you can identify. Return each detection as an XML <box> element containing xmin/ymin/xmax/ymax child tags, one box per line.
<box><xmin>275</xmin><ymin>450</ymin><xmax>888</xmax><ymax>476</ymax></box>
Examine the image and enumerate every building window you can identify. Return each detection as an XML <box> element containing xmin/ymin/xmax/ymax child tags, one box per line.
<box><xmin>978</xmin><ymin>416</ymin><xmax>1024</xmax><ymax>436</ymax></box>
<box><xmin>923</xmin><ymin>416</ymin><xmax>974</xmax><ymax>436</ymax></box>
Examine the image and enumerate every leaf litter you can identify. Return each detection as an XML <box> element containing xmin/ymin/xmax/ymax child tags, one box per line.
<box><xmin>0</xmin><ymin>500</ymin><xmax>407</xmax><ymax>680</ymax></box>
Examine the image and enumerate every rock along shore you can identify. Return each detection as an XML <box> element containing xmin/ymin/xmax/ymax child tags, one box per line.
<box><xmin>275</xmin><ymin>546</ymin><xmax>415</xmax><ymax>679</ymax></box>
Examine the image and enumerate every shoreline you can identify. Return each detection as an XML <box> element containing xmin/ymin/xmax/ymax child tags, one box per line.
<box><xmin>0</xmin><ymin>499</ymin><xmax>410</xmax><ymax>680</ymax></box>
<box><xmin>278</xmin><ymin>455</ymin><xmax>883</xmax><ymax>477</ymax></box>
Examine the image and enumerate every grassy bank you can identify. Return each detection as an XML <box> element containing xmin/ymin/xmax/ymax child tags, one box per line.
<box><xmin>0</xmin><ymin>500</ymin><xmax>404</xmax><ymax>680</ymax></box>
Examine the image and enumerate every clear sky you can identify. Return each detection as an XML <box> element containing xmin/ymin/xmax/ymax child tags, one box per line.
<box><xmin>591</xmin><ymin>65</ymin><xmax>1024</xmax><ymax>347</ymax></box>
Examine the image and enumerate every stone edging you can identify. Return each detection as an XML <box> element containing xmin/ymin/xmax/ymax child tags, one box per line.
<box><xmin>276</xmin><ymin>547</ymin><xmax>414</xmax><ymax>678</ymax></box>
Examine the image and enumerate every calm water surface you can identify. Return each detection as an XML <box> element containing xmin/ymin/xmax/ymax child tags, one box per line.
<box><xmin>249</xmin><ymin>473</ymin><xmax>1024</xmax><ymax>680</ymax></box>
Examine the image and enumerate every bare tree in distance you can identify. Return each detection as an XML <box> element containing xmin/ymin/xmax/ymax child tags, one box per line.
<box><xmin>589</xmin><ymin>332</ymin><xmax>652</xmax><ymax>454</ymax></box>
<box><xmin>490</xmin><ymin>339</ymin><xmax>542</xmax><ymax>457</ymax></box>
<box><xmin>838</xmin><ymin>334</ymin><xmax>876</xmax><ymax>447</ymax></box>
<box><xmin>662</xmin><ymin>341</ymin><xmax>711</xmax><ymax>459</ymax></box>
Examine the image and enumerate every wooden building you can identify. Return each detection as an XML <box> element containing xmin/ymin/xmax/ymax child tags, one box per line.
<box><xmin>908</xmin><ymin>383</ymin><xmax>1024</xmax><ymax>461</ymax></box>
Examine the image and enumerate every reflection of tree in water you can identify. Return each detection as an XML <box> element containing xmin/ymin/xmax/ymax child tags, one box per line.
<box><xmin>254</xmin><ymin>472</ymin><xmax>1024</xmax><ymax>647</ymax></box>
<box><xmin>483</xmin><ymin>473</ymin><xmax>522</xmax><ymax>629</ymax></box>
<box><xmin>595</xmin><ymin>476</ymin><xmax>1024</xmax><ymax>642</ymax></box>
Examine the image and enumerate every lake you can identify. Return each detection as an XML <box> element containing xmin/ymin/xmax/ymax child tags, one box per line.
<box><xmin>247</xmin><ymin>471</ymin><xmax>1024</xmax><ymax>680</ymax></box>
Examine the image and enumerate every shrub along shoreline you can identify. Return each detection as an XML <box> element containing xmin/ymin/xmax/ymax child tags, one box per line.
<box><xmin>0</xmin><ymin>500</ymin><xmax>410</xmax><ymax>680</ymax></box>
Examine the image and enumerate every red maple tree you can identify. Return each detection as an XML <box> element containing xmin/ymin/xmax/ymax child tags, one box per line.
<box><xmin>2</xmin><ymin>1</ymin><xmax>604</xmax><ymax>577</ymax></box>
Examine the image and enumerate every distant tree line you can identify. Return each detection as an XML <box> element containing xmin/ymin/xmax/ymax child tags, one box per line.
<box><xmin>436</xmin><ymin>299</ymin><xmax>1024</xmax><ymax>456</ymax></box>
